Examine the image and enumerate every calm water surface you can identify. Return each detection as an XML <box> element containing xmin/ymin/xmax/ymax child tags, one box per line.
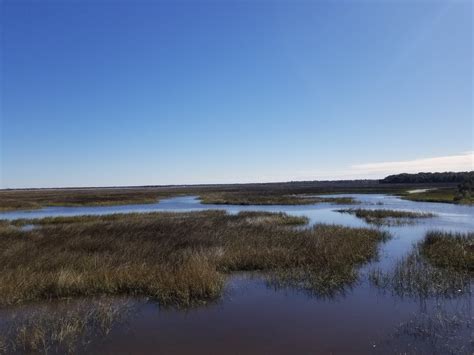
<box><xmin>1</xmin><ymin>194</ymin><xmax>473</xmax><ymax>354</ymax></box>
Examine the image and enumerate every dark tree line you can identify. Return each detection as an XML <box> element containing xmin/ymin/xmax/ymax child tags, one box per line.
<box><xmin>455</xmin><ymin>177</ymin><xmax>473</xmax><ymax>202</ymax></box>
<box><xmin>380</xmin><ymin>172</ymin><xmax>474</xmax><ymax>184</ymax></box>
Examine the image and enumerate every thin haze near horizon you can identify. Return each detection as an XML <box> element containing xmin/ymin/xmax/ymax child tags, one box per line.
<box><xmin>1</xmin><ymin>0</ymin><xmax>473</xmax><ymax>188</ymax></box>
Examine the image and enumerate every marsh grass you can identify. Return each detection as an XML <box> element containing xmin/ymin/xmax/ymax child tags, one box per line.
<box><xmin>338</xmin><ymin>208</ymin><xmax>435</xmax><ymax>225</ymax></box>
<box><xmin>0</xmin><ymin>298</ymin><xmax>132</xmax><ymax>354</ymax></box>
<box><xmin>0</xmin><ymin>188</ymin><xmax>185</xmax><ymax>212</ymax></box>
<box><xmin>0</xmin><ymin>211</ymin><xmax>387</xmax><ymax>307</ymax></box>
<box><xmin>421</xmin><ymin>231</ymin><xmax>473</xmax><ymax>272</ymax></box>
<box><xmin>401</xmin><ymin>188</ymin><xmax>474</xmax><ymax>205</ymax></box>
<box><xmin>370</xmin><ymin>231</ymin><xmax>473</xmax><ymax>298</ymax></box>
<box><xmin>1</xmin><ymin>181</ymin><xmax>389</xmax><ymax>211</ymax></box>
<box><xmin>199</xmin><ymin>192</ymin><xmax>356</xmax><ymax>205</ymax></box>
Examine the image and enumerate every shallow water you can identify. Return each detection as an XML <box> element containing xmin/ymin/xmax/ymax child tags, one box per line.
<box><xmin>1</xmin><ymin>194</ymin><xmax>473</xmax><ymax>354</ymax></box>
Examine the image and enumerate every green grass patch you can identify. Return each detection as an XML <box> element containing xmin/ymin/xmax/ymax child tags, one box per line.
<box><xmin>400</xmin><ymin>188</ymin><xmax>474</xmax><ymax>205</ymax></box>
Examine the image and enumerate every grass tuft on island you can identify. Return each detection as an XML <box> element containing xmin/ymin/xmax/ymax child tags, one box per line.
<box><xmin>337</xmin><ymin>208</ymin><xmax>435</xmax><ymax>225</ymax></box>
<box><xmin>0</xmin><ymin>211</ymin><xmax>388</xmax><ymax>307</ymax></box>
<box><xmin>370</xmin><ymin>231</ymin><xmax>473</xmax><ymax>298</ymax></box>
<box><xmin>199</xmin><ymin>192</ymin><xmax>356</xmax><ymax>205</ymax></box>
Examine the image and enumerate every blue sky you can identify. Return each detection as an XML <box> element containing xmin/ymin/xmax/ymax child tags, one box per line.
<box><xmin>1</xmin><ymin>0</ymin><xmax>472</xmax><ymax>188</ymax></box>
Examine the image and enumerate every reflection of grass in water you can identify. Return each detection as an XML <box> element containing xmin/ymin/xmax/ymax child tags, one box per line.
<box><xmin>370</xmin><ymin>231</ymin><xmax>473</xmax><ymax>298</ymax></box>
<box><xmin>0</xmin><ymin>298</ymin><xmax>132</xmax><ymax>354</ymax></box>
<box><xmin>372</xmin><ymin>231</ymin><xmax>473</xmax><ymax>354</ymax></box>
<box><xmin>0</xmin><ymin>211</ymin><xmax>388</xmax><ymax>307</ymax></box>
<box><xmin>395</xmin><ymin>311</ymin><xmax>472</xmax><ymax>354</ymax></box>
<box><xmin>265</xmin><ymin>268</ymin><xmax>355</xmax><ymax>299</ymax></box>
<box><xmin>380</xmin><ymin>300</ymin><xmax>473</xmax><ymax>355</ymax></box>
<box><xmin>337</xmin><ymin>208</ymin><xmax>435</xmax><ymax>226</ymax></box>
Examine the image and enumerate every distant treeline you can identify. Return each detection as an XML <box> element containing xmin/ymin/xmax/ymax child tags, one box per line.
<box><xmin>381</xmin><ymin>172</ymin><xmax>474</xmax><ymax>184</ymax></box>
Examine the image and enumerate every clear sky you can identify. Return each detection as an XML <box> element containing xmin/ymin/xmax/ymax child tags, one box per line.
<box><xmin>1</xmin><ymin>0</ymin><xmax>473</xmax><ymax>188</ymax></box>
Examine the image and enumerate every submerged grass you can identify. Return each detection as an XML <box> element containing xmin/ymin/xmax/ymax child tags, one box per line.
<box><xmin>380</xmin><ymin>301</ymin><xmax>474</xmax><ymax>355</ymax></box>
<box><xmin>0</xmin><ymin>298</ymin><xmax>132</xmax><ymax>354</ymax></box>
<box><xmin>338</xmin><ymin>208</ymin><xmax>435</xmax><ymax>225</ymax></box>
<box><xmin>0</xmin><ymin>211</ymin><xmax>387</xmax><ymax>307</ymax></box>
<box><xmin>370</xmin><ymin>231</ymin><xmax>473</xmax><ymax>298</ymax></box>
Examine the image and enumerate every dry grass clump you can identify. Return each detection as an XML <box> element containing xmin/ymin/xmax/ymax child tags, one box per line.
<box><xmin>338</xmin><ymin>208</ymin><xmax>435</xmax><ymax>225</ymax></box>
<box><xmin>0</xmin><ymin>298</ymin><xmax>131</xmax><ymax>354</ymax></box>
<box><xmin>0</xmin><ymin>211</ymin><xmax>387</xmax><ymax>306</ymax></box>
<box><xmin>370</xmin><ymin>231</ymin><xmax>473</xmax><ymax>298</ymax></box>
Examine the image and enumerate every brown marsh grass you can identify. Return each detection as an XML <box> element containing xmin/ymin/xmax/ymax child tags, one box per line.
<box><xmin>421</xmin><ymin>231</ymin><xmax>473</xmax><ymax>272</ymax></box>
<box><xmin>0</xmin><ymin>180</ymin><xmax>408</xmax><ymax>211</ymax></box>
<box><xmin>199</xmin><ymin>192</ymin><xmax>357</xmax><ymax>205</ymax></box>
<box><xmin>0</xmin><ymin>188</ymin><xmax>185</xmax><ymax>211</ymax></box>
<box><xmin>0</xmin><ymin>211</ymin><xmax>388</xmax><ymax>307</ymax></box>
<box><xmin>338</xmin><ymin>208</ymin><xmax>435</xmax><ymax>226</ymax></box>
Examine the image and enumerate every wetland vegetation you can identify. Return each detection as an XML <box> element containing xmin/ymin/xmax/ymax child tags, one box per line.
<box><xmin>0</xmin><ymin>185</ymin><xmax>362</xmax><ymax>211</ymax></box>
<box><xmin>0</xmin><ymin>183</ymin><xmax>473</xmax><ymax>354</ymax></box>
<box><xmin>0</xmin><ymin>178</ymin><xmax>448</xmax><ymax>212</ymax></box>
<box><xmin>337</xmin><ymin>208</ymin><xmax>435</xmax><ymax>225</ymax></box>
<box><xmin>0</xmin><ymin>188</ymin><xmax>183</xmax><ymax>212</ymax></box>
<box><xmin>199</xmin><ymin>192</ymin><xmax>356</xmax><ymax>205</ymax></box>
<box><xmin>0</xmin><ymin>211</ymin><xmax>388</xmax><ymax>307</ymax></box>
<box><xmin>397</xmin><ymin>173</ymin><xmax>474</xmax><ymax>205</ymax></box>
<box><xmin>370</xmin><ymin>231</ymin><xmax>473</xmax><ymax>298</ymax></box>
<box><xmin>400</xmin><ymin>188</ymin><xmax>474</xmax><ymax>205</ymax></box>
<box><xmin>0</xmin><ymin>298</ymin><xmax>132</xmax><ymax>354</ymax></box>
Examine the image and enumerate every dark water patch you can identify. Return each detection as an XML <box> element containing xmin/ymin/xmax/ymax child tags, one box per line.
<box><xmin>376</xmin><ymin>298</ymin><xmax>473</xmax><ymax>354</ymax></box>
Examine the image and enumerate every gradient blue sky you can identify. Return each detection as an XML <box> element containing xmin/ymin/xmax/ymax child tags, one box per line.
<box><xmin>1</xmin><ymin>0</ymin><xmax>473</xmax><ymax>188</ymax></box>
